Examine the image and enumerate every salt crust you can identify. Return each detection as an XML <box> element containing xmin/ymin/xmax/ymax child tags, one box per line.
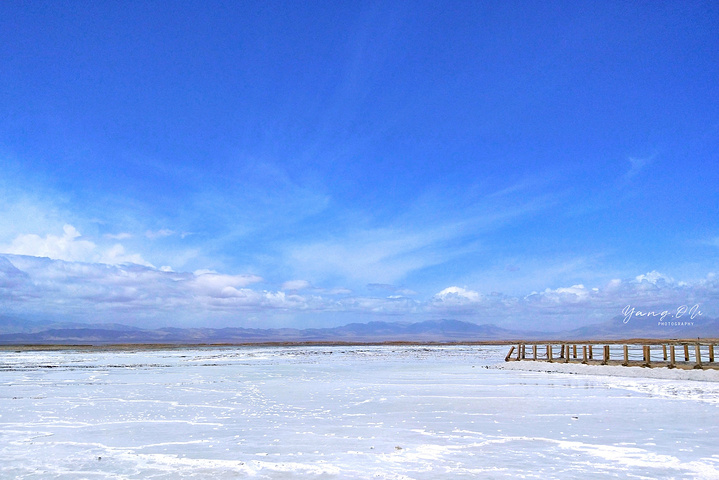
<box><xmin>496</xmin><ymin>360</ymin><xmax>719</xmax><ymax>382</ymax></box>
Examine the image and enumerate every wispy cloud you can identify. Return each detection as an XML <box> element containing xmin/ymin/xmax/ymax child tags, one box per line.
<box><xmin>284</xmin><ymin>185</ymin><xmax>557</xmax><ymax>288</ymax></box>
<box><xmin>104</xmin><ymin>232</ymin><xmax>133</xmax><ymax>240</ymax></box>
<box><xmin>567</xmin><ymin>153</ymin><xmax>659</xmax><ymax>217</ymax></box>
<box><xmin>145</xmin><ymin>229</ymin><xmax>175</xmax><ymax>239</ymax></box>
<box><xmin>0</xmin><ymin>182</ymin><xmax>72</xmax><ymax>245</ymax></box>
<box><xmin>281</xmin><ymin>280</ymin><xmax>312</xmax><ymax>291</ymax></box>
<box><xmin>703</xmin><ymin>237</ymin><xmax>719</xmax><ymax>248</ymax></box>
<box><xmin>367</xmin><ymin>283</ymin><xmax>417</xmax><ymax>296</ymax></box>
<box><xmin>623</xmin><ymin>155</ymin><xmax>655</xmax><ymax>181</ymax></box>
<box><xmin>286</xmin><ymin>226</ymin><xmax>455</xmax><ymax>286</ymax></box>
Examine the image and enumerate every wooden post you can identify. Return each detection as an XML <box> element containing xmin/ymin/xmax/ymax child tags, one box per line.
<box><xmin>662</xmin><ymin>344</ymin><xmax>667</xmax><ymax>361</ymax></box>
<box><xmin>582</xmin><ymin>345</ymin><xmax>587</xmax><ymax>364</ymax></box>
<box><xmin>572</xmin><ymin>344</ymin><xmax>577</xmax><ymax>359</ymax></box>
<box><xmin>516</xmin><ymin>344</ymin><xmax>522</xmax><ymax>360</ymax></box>
<box><xmin>564</xmin><ymin>345</ymin><xmax>570</xmax><ymax>363</ymax></box>
<box><xmin>669</xmin><ymin>345</ymin><xmax>676</xmax><ymax>368</ymax></box>
<box><xmin>602</xmin><ymin>345</ymin><xmax>609</xmax><ymax>365</ymax></box>
<box><xmin>684</xmin><ymin>344</ymin><xmax>690</xmax><ymax>362</ymax></box>
<box><xmin>588</xmin><ymin>345</ymin><xmax>593</xmax><ymax>360</ymax></box>
<box><xmin>710</xmin><ymin>344</ymin><xmax>715</xmax><ymax>363</ymax></box>
<box><xmin>560</xmin><ymin>345</ymin><xmax>565</xmax><ymax>358</ymax></box>
<box><xmin>642</xmin><ymin>346</ymin><xmax>651</xmax><ymax>367</ymax></box>
<box><xmin>505</xmin><ymin>346</ymin><xmax>515</xmax><ymax>362</ymax></box>
<box><xmin>622</xmin><ymin>345</ymin><xmax>629</xmax><ymax>366</ymax></box>
<box><xmin>695</xmin><ymin>344</ymin><xmax>702</xmax><ymax>369</ymax></box>
<box><xmin>533</xmin><ymin>344</ymin><xmax>537</xmax><ymax>361</ymax></box>
<box><xmin>547</xmin><ymin>345</ymin><xmax>553</xmax><ymax>362</ymax></box>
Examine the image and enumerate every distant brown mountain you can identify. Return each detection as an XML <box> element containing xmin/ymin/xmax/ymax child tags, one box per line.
<box><xmin>0</xmin><ymin>316</ymin><xmax>716</xmax><ymax>345</ymax></box>
<box><xmin>0</xmin><ymin>319</ymin><xmax>525</xmax><ymax>344</ymax></box>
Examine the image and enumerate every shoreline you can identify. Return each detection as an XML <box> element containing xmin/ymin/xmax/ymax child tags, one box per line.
<box><xmin>2</xmin><ymin>338</ymin><xmax>719</xmax><ymax>352</ymax></box>
<box><xmin>0</xmin><ymin>341</ymin><xmax>511</xmax><ymax>352</ymax></box>
<box><xmin>496</xmin><ymin>359</ymin><xmax>719</xmax><ymax>382</ymax></box>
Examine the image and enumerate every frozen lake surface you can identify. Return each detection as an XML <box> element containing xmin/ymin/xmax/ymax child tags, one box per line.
<box><xmin>2</xmin><ymin>345</ymin><xmax>719</xmax><ymax>479</ymax></box>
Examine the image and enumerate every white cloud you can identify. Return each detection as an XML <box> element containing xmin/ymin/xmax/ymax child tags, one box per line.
<box><xmin>193</xmin><ymin>268</ymin><xmax>217</xmax><ymax>275</ymax></box>
<box><xmin>191</xmin><ymin>272</ymin><xmax>264</xmax><ymax>296</ymax></box>
<box><xmin>336</xmin><ymin>295</ymin><xmax>420</xmax><ymax>314</ymax></box>
<box><xmin>282</xmin><ymin>280</ymin><xmax>312</xmax><ymax>291</ymax></box>
<box><xmin>433</xmin><ymin>286</ymin><xmax>483</xmax><ymax>304</ymax></box>
<box><xmin>425</xmin><ymin>286</ymin><xmax>492</xmax><ymax>316</ymax></box>
<box><xmin>100</xmin><ymin>244</ymin><xmax>153</xmax><ymax>267</ymax></box>
<box><xmin>1</xmin><ymin>254</ymin><xmax>717</xmax><ymax>331</ymax></box>
<box><xmin>1</xmin><ymin>224</ymin><xmax>96</xmax><ymax>262</ymax></box>
<box><xmin>426</xmin><ymin>270</ymin><xmax>717</xmax><ymax>329</ymax></box>
<box><xmin>532</xmin><ymin>284</ymin><xmax>590</xmax><ymax>304</ymax></box>
<box><xmin>325</xmin><ymin>287</ymin><xmax>353</xmax><ymax>295</ymax></box>
<box><xmin>635</xmin><ymin>270</ymin><xmax>674</xmax><ymax>285</ymax></box>
<box><xmin>0</xmin><ymin>255</ymin><xmax>298</xmax><ymax>322</ymax></box>
<box><xmin>367</xmin><ymin>283</ymin><xmax>417</xmax><ymax>296</ymax></box>
<box><xmin>0</xmin><ymin>225</ymin><xmax>153</xmax><ymax>267</ymax></box>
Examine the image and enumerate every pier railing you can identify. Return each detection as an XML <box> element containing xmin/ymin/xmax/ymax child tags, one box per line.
<box><xmin>505</xmin><ymin>342</ymin><xmax>718</xmax><ymax>370</ymax></box>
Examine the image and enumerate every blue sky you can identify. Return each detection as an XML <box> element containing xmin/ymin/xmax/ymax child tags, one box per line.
<box><xmin>1</xmin><ymin>1</ymin><xmax>718</xmax><ymax>331</ymax></box>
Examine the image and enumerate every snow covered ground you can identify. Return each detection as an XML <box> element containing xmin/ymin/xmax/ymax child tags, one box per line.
<box><xmin>1</xmin><ymin>345</ymin><xmax>719</xmax><ymax>479</ymax></box>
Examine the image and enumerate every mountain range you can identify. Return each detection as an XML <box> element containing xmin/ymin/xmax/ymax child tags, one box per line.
<box><xmin>0</xmin><ymin>315</ymin><xmax>717</xmax><ymax>345</ymax></box>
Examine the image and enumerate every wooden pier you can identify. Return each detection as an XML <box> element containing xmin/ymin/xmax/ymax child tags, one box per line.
<box><xmin>505</xmin><ymin>342</ymin><xmax>718</xmax><ymax>370</ymax></box>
